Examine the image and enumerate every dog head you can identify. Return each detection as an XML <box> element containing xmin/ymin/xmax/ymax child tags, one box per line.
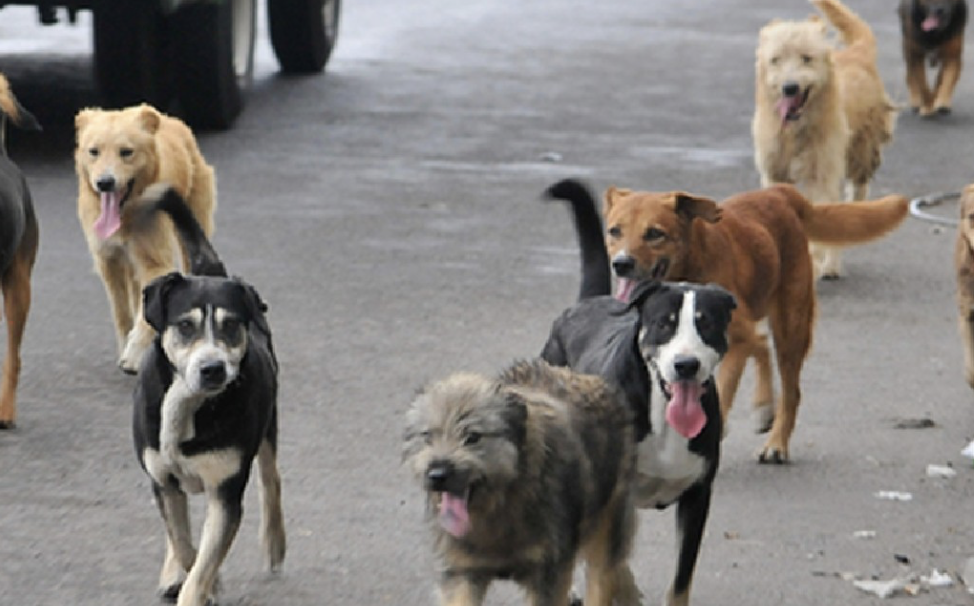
<box><xmin>908</xmin><ymin>0</ymin><xmax>964</xmax><ymax>33</ymax></box>
<box><xmin>75</xmin><ymin>104</ymin><xmax>164</xmax><ymax>240</ymax></box>
<box><xmin>402</xmin><ymin>373</ymin><xmax>527</xmax><ymax>538</ymax></box>
<box><xmin>143</xmin><ymin>272</ymin><xmax>270</xmax><ymax>396</ymax></box>
<box><xmin>755</xmin><ymin>16</ymin><xmax>834</xmax><ymax>126</ymax></box>
<box><xmin>628</xmin><ymin>281</ymin><xmax>736</xmax><ymax>439</ymax></box>
<box><xmin>603</xmin><ymin>187</ymin><xmax>721</xmax><ymax>301</ymax></box>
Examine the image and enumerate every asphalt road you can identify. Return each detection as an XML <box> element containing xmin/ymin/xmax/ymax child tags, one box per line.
<box><xmin>1</xmin><ymin>1</ymin><xmax>973</xmax><ymax>605</ymax></box>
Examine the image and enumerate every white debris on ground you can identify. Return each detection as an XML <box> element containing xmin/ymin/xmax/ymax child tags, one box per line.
<box><xmin>962</xmin><ymin>440</ymin><xmax>974</xmax><ymax>460</ymax></box>
<box><xmin>852</xmin><ymin>578</ymin><xmax>919</xmax><ymax>598</ymax></box>
<box><xmin>964</xmin><ymin>558</ymin><xmax>974</xmax><ymax>595</ymax></box>
<box><xmin>874</xmin><ymin>490</ymin><xmax>913</xmax><ymax>501</ymax></box>
<box><xmin>852</xmin><ymin>530</ymin><xmax>877</xmax><ymax>539</ymax></box>
<box><xmin>925</xmin><ymin>464</ymin><xmax>957</xmax><ymax>478</ymax></box>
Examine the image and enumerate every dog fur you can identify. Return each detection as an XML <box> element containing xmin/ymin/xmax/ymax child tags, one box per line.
<box><xmin>753</xmin><ymin>0</ymin><xmax>897</xmax><ymax>278</ymax></box>
<box><xmin>74</xmin><ymin>104</ymin><xmax>216</xmax><ymax>373</ymax></box>
<box><xmin>403</xmin><ymin>359</ymin><xmax>640</xmax><ymax>606</ymax></box>
<box><xmin>553</xmin><ymin>178</ymin><xmax>908</xmax><ymax>463</ymax></box>
<box><xmin>0</xmin><ymin>74</ymin><xmax>40</xmax><ymax>429</ymax></box>
<box><xmin>132</xmin><ymin>185</ymin><xmax>283</xmax><ymax>606</ymax></box>
<box><xmin>956</xmin><ymin>185</ymin><xmax>974</xmax><ymax>388</ymax></box>
<box><xmin>899</xmin><ymin>0</ymin><xmax>968</xmax><ymax>116</ymax></box>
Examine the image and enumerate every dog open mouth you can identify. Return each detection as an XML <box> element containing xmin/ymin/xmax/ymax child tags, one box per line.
<box><xmin>436</xmin><ymin>488</ymin><xmax>472</xmax><ymax>537</ymax></box>
<box><xmin>615</xmin><ymin>258</ymin><xmax>670</xmax><ymax>302</ymax></box>
<box><xmin>921</xmin><ymin>14</ymin><xmax>942</xmax><ymax>32</ymax></box>
<box><xmin>662</xmin><ymin>380</ymin><xmax>707</xmax><ymax>439</ymax></box>
<box><xmin>93</xmin><ymin>180</ymin><xmax>133</xmax><ymax>240</ymax></box>
<box><xmin>775</xmin><ymin>87</ymin><xmax>810</xmax><ymax>125</ymax></box>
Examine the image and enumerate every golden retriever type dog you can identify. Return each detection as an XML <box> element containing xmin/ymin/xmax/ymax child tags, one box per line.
<box><xmin>600</xmin><ymin>183</ymin><xmax>908</xmax><ymax>462</ymax></box>
<box><xmin>0</xmin><ymin>74</ymin><xmax>41</xmax><ymax>429</ymax></box>
<box><xmin>955</xmin><ymin>185</ymin><xmax>974</xmax><ymax>388</ymax></box>
<box><xmin>753</xmin><ymin>0</ymin><xmax>897</xmax><ymax>279</ymax></box>
<box><xmin>403</xmin><ymin>359</ymin><xmax>640</xmax><ymax>606</ymax></box>
<box><xmin>899</xmin><ymin>0</ymin><xmax>968</xmax><ymax>116</ymax></box>
<box><xmin>74</xmin><ymin>104</ymin><xmax>216</xmax><ymax>373</ymax></box>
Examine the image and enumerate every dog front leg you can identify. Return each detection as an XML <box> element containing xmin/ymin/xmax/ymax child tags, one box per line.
<box><xmin>960</xmin><ymin>310</ymin><xmax>974</xmax><ymax>389</ymax></box>
<box><xmin>94</xmin><ymin>252</ymin><xmax>136</xmax><ymax>356</ymax></box>
<box><xmin>526</xmin><ymin>562</ymin><xmax>575</xmax><ymax>606</ymax></box>
<box><xmin>666</xmin><ymin>482</ymin><xmax>712</xmax><ymax>606</ymax></box>
<box><xmin>436</xmin><ymin>572</ymin><xmax>489</xmax><ymax>606</ymax></box>
<box><xmin>154</xmin><ymin>484</ymin><xmax>197</xmax><ymax>599</ymax></box>
<box><xmin>177</xmin><ymin>484</ymin><xmax>244</xmax><ymax>606</ymax></box>
<box><xmin>904</xmin><ymin>44</ymin><xmax>933</xmax><ymax>113</ymax></box>
<box><xmin>257</xmin><ymin>437</ymin><xmax>286</xmax><ymax>571</ymax></box>
<box><xmin>0</xmin><ymin>256</ymin><xmax>32</xmax><ymax>428</ymax></box>
<box><xmin>932</xmin><ymin>37</ymin><xmax>964</xmax><ymax>113</ymax></box>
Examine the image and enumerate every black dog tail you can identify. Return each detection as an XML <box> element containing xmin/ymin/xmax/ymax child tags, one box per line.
<box><xmin>139</xmin><ymin>184</ymin><xmax>227</xmax><ymax>277</ymax></box>
<box><xmin>544</xmin><ymin>178</ymin><xmax>611</xmax><ymax>299</ymax></box>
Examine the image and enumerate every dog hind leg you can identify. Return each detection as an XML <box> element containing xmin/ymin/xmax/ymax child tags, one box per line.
<box><xmin>0</xmin><ymin>252</ymin><xmax>33</xmax><ymax>428</ymax></box>
<box><xmin>257</xmin><ymin>436</ymin><xmax>286</xmax><ymax>571</ymax></box>
<box><xmin>581</xmin><ymin>495</ymin><xmax>640</xmax><ymax>606</ymax></box>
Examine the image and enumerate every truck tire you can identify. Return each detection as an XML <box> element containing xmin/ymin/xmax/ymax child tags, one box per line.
<box><xmin>268</xmin><ymin>0</ymin><xmax>340</xmax><ymax>73</ymax></box>
<box><xmin>169</xmin><ymin>0</ymin><xmax>256</xmax><ymax>130</ymax></box>
<box><xmin>92</xmin><ymin>2</ymin><xmax>171</xmax><ymax>109</ymax></box>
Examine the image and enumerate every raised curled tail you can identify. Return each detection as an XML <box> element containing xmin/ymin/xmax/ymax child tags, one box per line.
<box><xmin>0</xmin><ymin>73</ymin><xmax>41</xmax><ymax>157</ymax></box>
<box><xmin>544</xmin><ymin>178</ymin><xmax>611</xmax><ymax>299</ymax></box>
<box><xmin>141</xmin><ymin>184</ymin><xmax>227</xmax><ymax>277</ymax></box>
<box><xmin>779</xmin><ymin>184</ymin><xmax>909</xmax><ymax>245</ymax></box>
<box><xmin>811</xmin><ymin>0</ymin><xmax>875</xmax><ymax>50</ymax></box>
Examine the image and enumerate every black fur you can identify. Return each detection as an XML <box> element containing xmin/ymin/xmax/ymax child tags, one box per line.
<box><xmin>900</xmin><ymin>0</ymin><xmax>968</xmax><ymax>49</ymax></box>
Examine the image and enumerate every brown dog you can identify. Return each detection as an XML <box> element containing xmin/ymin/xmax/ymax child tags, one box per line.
<box><xmin>899</xmin><ymin>0</ymin><xmax>968</xmax><ymax>116</ymax></box>
<box><xmin>956</xmin><ymin>185</ymin><xmax>974</xmax><ymax>387</ymax></box>
<box><xmin>75</xmin><ymin>104</ymin><xmax>216</xmax><ymax>373</ymax></box>
<box><xmin>603</xmin><ymin>184</ymin><xmax>908</xmax><ymax>462</ymax></box>
<box><xmin>0</xmin><ymin>74</ymin><xmax>41</xmax><ymax>429</ymax></box>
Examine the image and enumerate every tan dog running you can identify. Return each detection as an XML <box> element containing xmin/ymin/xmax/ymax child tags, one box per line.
<box><xmin>75</xmin><ymin>104</ymin><xmax>216</xmax><ymax>373</ymax></box>
<box><xmin>403</xmin><ymin>359</ymin><xmax>640</xmax><ymax>605</ymax></box>
<box><xmin>955</xmin><ymin>185</ymin><xmax>974</xmax><ymax>388</ymax></box>
<box><xmin>604</xmin><ymin>184</ymin><xmax>907</xmax><ymax>462</ymax></box>
<box><xmin>753</xmin><ymin>0</ymin><xmax>897</xmax><ymax>279</ymax></box>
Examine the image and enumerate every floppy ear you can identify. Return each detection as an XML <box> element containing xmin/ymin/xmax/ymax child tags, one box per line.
<box><xmin>674</xmin><ymin>192</ymin><xmax>721</xmax><ymax>224</ymax></box>
<box><xmin>235</xmin><ymin>277</ymin><xmax>272</xmax><ymax>337</ymax></box>
<box><xmin>142</xmin><ymin>272</ymin><xmax>185</xmax><ymax>333</ymax></box>
<box><xmin>603</xmin><ymin>186</ymin><xmax>631</xmax><ymax>214</ymax></box>
<box><xmin>626</xmin><ymin>280</ymin><xmax>664</xmax><ymax>311</ymax></box>
<box><xmin>137</xmin><ymin>104</ymin><xmax>161</xmax><ymax>134</ymax></box>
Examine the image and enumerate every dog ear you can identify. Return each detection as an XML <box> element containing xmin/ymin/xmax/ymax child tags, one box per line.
<box><xmin>235</xmin><ymin>278</ymin><xmax>272</xmax><ymax>337</ymax></box>
<box><xmin>501</xmin><ymin>392</ymin><xmax>528</xmax><ymax>446</ymax></box>
<box><xmin>137</xmin><ymin>104</ymin><xmax>162</xmax><ymax>135</ymax></box>
<box><xmin>142</xmin><ymin>272</ymin><xmax>185</xmax><ymax>333</ymax></box>
<box><xmin>603</xmin><ymin>186</ymin><xmax>631</xmax><ymax>213</ymax></box>
<box><xmin>674</xmin><ymin>192</ymin><xmax>721</xmax><ymax>224</ymax></box>
<box><xmin>625</xmin><ymin>280</ymin><xmax>664</xmax><ymax>310</ymax></box>
<box><xmin>75</xmin><ymin>108</ymin><xmax>95</xmax><ymax>135</ymax></box>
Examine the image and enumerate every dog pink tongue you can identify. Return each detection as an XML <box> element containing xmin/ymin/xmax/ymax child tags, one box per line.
<box><xmin>775</xmin><ymin>96</ymin><xmax>801</xmax><ymax>125</ymax></box>
<box><xmin>439</xmin><ymin>493</ymin><xmax>471</xmax><ymax>537</ymax></box>
<box><xmin>616</xmin><ymin>278</ymin><xmax>635</xmax><ymax>302</ymax></box>
<box><xmin>94</xmin><ymin>191</ymin><xmax>122</xmax><ymax>240</ymax></box>
<box><xmin>922</xmin><ymin>15</ymin><xmax>940</xmax><ymax>31</ymax></box>
<box><xmin>666</xmin><ymin>382</ymin><xmax>707</xmax><ymax>439</ymax></box>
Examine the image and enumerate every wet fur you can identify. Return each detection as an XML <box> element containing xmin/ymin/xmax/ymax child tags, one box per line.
<box><xmin>403</xmin><ymin>360</ymin><xmax>640</xmax><ymax>606</ymax></box>
<box><xmin>0</xmin><ymin>73</ymin><xmax>40</xmax><ymax>429</ymax></box>
<box><xmin>74</xmin><ymin>104</ymin><xmax>216</xmax><ymax>373</ymax></box>
<box><xmin>899</xmin><ymin>0</ymin><xmax>968</xmax><ymax>115</ymax></box>
<box><xmin>753</xmin><ymin>0</ymin><xmax>896</xmax><ymax>278</ymax></box>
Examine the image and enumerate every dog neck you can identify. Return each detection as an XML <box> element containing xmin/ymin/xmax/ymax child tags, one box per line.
<box><xmin>159</xmin><ymin>376</ymin><xmax>207</xmax><ymax>462</ymax></box>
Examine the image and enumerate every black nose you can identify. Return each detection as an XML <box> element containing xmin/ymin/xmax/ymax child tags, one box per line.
<box><xmin>674</xmin><ymin>356</ymin><xmax>701</xmax><ymax>380</ymax></box>
<box><xmin>612</xmin><ymin>256</ymin><xmax>636</xmax><ymax>278</ymax></box>
<box><xmin>95</xmin><ymin>175</ymin><xmax>116</xmax><ymax>193</ymax></box>
<box><xmin>199</xmin><ymin>361</ymin><xmax>227</xmax><ymax>387</ymax></box>
<box><xmin>426</xmin><ymin>461</ymin><xmax>454</xmax><ymax>492</ymax></box>
<box><xmin>782</xmin><ymin>82</ymin><xmax>800</xmax><ymax>97</ymax></box>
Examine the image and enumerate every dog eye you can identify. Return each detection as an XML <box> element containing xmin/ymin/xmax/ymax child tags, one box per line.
<box><xmin>607</xmin><ymin>226</ymin><xmax>622</xmax><ymax>239</ymax></box>
<box><xmin>769</xmin><ymin>56</ymin><xmax>779</xmax><ymax>65</ymax></box>
<box><xmin>88</xmin><ymin>147</ymin><xmax>99</xmax><ymax>157</ymax></box>
<box><xmin>801</xmin><ymin>54</ymin><xmax>812</xmax><ymax>65</ymax></box>
<box><xmin>177</xmin><ymin>319</ymin><xmax>196</xmax><ymax>337</ymax></box>
<box><xmin>222</xmin><ymin>318</ymin><xmax>242</xmax><ymax>334</ymax></box>
<box><xmin>463</xmin><ymin>432</ymin><xmax>482</xmax><ymax>446</ymax></box>
<box><xmin>119</xmin><ymin>147</ymin><xmax>134</xmax><ymax>159</ymax></box>
<box><xmin>643</xmin><ymin>227</ymin><xmax>665</xmax><ymax>242</ymax></box>
<box><xmin>695</xmin><ymin>312</ymin><xmax>712</xmax><ymax>330</ymax></box>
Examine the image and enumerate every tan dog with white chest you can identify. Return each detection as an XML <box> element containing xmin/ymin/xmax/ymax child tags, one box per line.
<box><xmin>75</xmin><ymin>104</ymin><xmax>216</xmax><ymax>373</ymax></box>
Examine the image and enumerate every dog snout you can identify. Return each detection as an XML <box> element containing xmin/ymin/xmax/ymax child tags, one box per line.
<box><xmin>612</xmin><ymin>256</ymin><xmax>636</xmax><ymax>278</ymax></box>
<box><xmin>781</xmin><ymin>82</ymin><xmax>800</xmax><ymax>98</ymax></box>
<box><xmin>199</xmin><ymin>360</ymin><xmax>227</xmax><ymax>389</ymax></box>
<box><xmin>673</xmin><ymin>356</ymin><xmax>701</xmax><ymax>380</ymax></box>
<box><xmin>425</xmin><ymin>460</ymin><xmax>455</xmax><ymax>492</ymax></box>
<box><xmin>95</xmin><ymin>175</ymin><xmax>116</xmax><ymax>193</ymax></box>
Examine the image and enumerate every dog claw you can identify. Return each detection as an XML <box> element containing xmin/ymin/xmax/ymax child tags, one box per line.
<box><xmin>757</xmin><ymin>448</ymin><xmax>788</xmax><ymax>464</ymax></box>
<box><xmin>158</xmin><ymin>582</ymin><xmax>181</xmax><ymax>602</ymax></box>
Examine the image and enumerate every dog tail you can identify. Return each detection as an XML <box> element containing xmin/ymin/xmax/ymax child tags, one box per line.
<box><xmin>779</xmin><ymin>184</ymin><xmax>909</xmax><ymax>246</ymax></box>
<box><xmin>811</xmin><ymin>0</ymin><xmax>875</xmax><ymax>51</ymax></box>
<box><xmin>139</xmin><ymin>184</ymin><xmax>228</xmax><ymax>277</ymax></box>
<box><xmin>0</xmin><ymin>73</ymin><xmax>41</xmax><ymax>157</ymax></box>
<box><xmin>544</xmin><ymin>178</ymin><xmax>611</xmax><ymax>299</ymax></box>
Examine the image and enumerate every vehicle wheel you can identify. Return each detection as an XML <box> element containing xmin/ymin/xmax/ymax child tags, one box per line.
<box><xmin>268</xmin><ymin>0</ymin><xmax>341</xmax><ymax>73</ymax></box>
<box><xmin>92</xmin><ymin>2</ymin><xmax>171</xmax><ymax>109</ymax></box>
<box><xmin>169</xmin><ymin>0</ymin><xmax>256</xmax><ymax>130</ymax></box>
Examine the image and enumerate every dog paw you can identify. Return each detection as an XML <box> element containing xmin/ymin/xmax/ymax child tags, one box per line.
<box><xmin>919</xmin><ymin>106</ymin><xmax>939</xmax><ymax>118</ymax></box>
<box><xmin>158</xmin><ymin>582</ymin><xmax>181</xmax><ymax>603</ymax></box>
<box><xmin>757</xmin><ymin>446</ymin><xmax>789</xmax><ymax>464</ymax></box>
<box><xmin>752</xmin><ymin>404</ymin><xmax>775</xmax><ymax>434</ymax></box>
<box><xmin>568</xmin><ymin>591</ymin><xmax>584</xmax><ymax>606</ymax></box>
<box><xmin>0</xmin><ymin>419</ymin><xmax>16</xmax><ymax>430</ymax></box>
<box><xmin>819</xmin><ymin>272</ymin><xmax>841</xmax><ymax>281</ymax></box>
<box><xmin>935</xmin><ymin>106</ymin><xmax>952</xmax><ymax>116</ymax></box>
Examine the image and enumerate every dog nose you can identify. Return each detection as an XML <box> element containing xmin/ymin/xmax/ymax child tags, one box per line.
<box><xmin>199</xmin><ymin>361</ymin><xmax>227</xmax><ymax>388</ymax></box>
<box><xmin>612</xmin><ymin>256</ymin><xmax>636</xmax><ymax>278</ymax></box>
<box><xmin>95</xmin><ymin>175</ymin><xmax>116</xmax><ymax>193</ymax></box>
<box><xmin>674</xmin><ymin>356</ymin><xmax>701</xmax><ymax>380</ymax></box>
<box><xmin>782</xmin><ymin>82</ymin><xmax>800</xmax><ymax>98</ymax></box>
<box><xmin>426</xmin><ymin>461</ymin><xmax>454</xmax><ymax>492</ymax></box>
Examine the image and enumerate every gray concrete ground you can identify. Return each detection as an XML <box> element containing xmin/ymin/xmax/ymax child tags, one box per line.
<box><xmin>0</xmin><ymin>0</ymin><xmax>973</xmax><ymax>604</ymax></box>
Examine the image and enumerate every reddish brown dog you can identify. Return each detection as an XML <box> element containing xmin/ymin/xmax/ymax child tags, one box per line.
<box><xmin>899</xmin><ymin>0</ymin><xmax>968</xmax><ymax>116</ymax></box>
<box><xmin>604</xmin><ymin>184</ymin><xmax>908</xmax><ymax>462</ymax></box>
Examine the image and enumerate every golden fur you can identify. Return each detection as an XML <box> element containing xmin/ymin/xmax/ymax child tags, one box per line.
<box><xmin>752</xmin><ymin>0</ymin><xmax>897</xmax><ymax>279</ymax></box>
<box><xmin>955</xmin><ymin>185</ymin><xmax>974</xmax><ymax>388</ymax></box>
<box><xmin>602</xmin><ymin>184</ymin><xmax>908</xmax><ymax>462</ymax></box>
<box><xmin>403</xmin><ymin>360</ymin><xmax>640</xmax><ymax>605</ymax></box>
<box><xmin>74</xmin><ymin>104</ymin><xmax>216</xmax><ymax>373</ymax></box>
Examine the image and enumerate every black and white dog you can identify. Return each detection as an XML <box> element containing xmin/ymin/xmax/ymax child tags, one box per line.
<box><xmin>540</xmin><ymin>179</ymin><xmax>736</xmax><ymax>606</ymax></box>
<box><xmin>132</xmin><ymin>185</ymin><xmax>284</xmax><ymax>606</ymax></box>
